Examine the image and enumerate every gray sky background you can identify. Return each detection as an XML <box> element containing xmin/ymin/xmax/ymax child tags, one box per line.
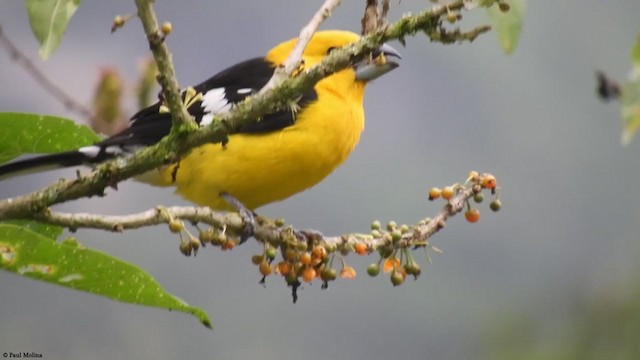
<box><xmin>1</xmin><ymin>1</ymin><xmax>640</xmax><ymax>359</ymax></box>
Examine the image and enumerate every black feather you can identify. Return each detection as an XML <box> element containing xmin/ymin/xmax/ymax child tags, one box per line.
<box><xmin>0</xmin><ymin>57</ymin><xmax>318</xmax><ymax>179</ymax></box>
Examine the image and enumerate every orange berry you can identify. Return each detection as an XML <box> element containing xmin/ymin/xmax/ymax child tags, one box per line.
<box><xmin>383</xmin><ymin>257</ymin><xmax>401</xmax><ymax>273</ymax></box>
<box><xmin>259</xmin><ymin>261</ymin><xmax>272</xmax><ymax>276</ymax></box>
<box><xmin>428</xmin><ymin>187</ymin><xmax>441</xmax><ymax>200</ymax></box>
<box><xmin>339</xmin><ymin>266</ymin><xmax>357</xmax><ymax>279</ymax></box>
<box><xmin>276</xmin><ymin>261</ymin><xmax>291</xmax><ymax>276</ymax></box>
<box><xmin>311</xmin><ymin>245</ymin><xmax>327</xmax><ymax>260</ymax></box>
<box><xmin>441</xmin><ymin>186</ymin><xmax>455</xmax><ymax>200</ymax></box>
<box><xmin>481</xmin><ymin>174</ymin><xmax>497</xmax><ymax>189</ymax></box>
<box><xmin>299</xmin><ymin>252</ymin><xmax>312</xmax><ymax>265</ymax></box>
<box><xmin>302</xmin><ymin>267</ymin><xmax>316</xmax><ymax>282</ymax></box>
<box><xmin>221</xmin><ymin>239</ymin><xmax>236</xmax><ymax>250</ymax></box>
<box><xmin>465</xmin><ymin>208</ymin><xmax>480</xmax><ymax>223</ymax></box>
<box><xmin>354</xmin><ymin>242</ymin><xmax>367</xmax><ymax>255</ymax></box>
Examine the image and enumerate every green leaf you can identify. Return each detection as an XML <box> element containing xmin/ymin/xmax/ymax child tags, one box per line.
<box><xmin>0</xmin><ymin>224</ymin><xmax>212</xmax><ymax>328</ymax></box>
<box><xmin>487</xmin><ymin>0</ymin><xmax>526</xmax><ymax>54</ymax></box>
<box><xmin>620</xmin><ymin>70</ymin><xmax>640</xmax><ymax>146</ymax></box>
<box><xmin>25</xmin><ymin>0</ymin><xmax>81</xmax><ymax>59</ymax></box>
<box><xmin>1</xmin><ymin>220</ymin><xmax>63</xmax><ymax>240</ymax></box>
<box><xmin>631</xmin><ymin>34</ymin><xmax>640</xmax><ymax>67</ymax></box>
<box><xmin>0</xmin><ymin>112</ymin><xmax>99</xmax><ymax>164</ymax></box>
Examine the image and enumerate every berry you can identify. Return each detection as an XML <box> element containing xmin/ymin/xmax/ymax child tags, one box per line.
<box><xmin>441</xmin><ymin>186</ymin><xmax>455</xmax><ymax>200</ymax></box>
<box><xmin>387</xmin><ymin>221</ymin><xmax>397</xmax><ymax>231</ymax></box>
<box><xmin>390</xmin><ymin>269</ymin><xmax>405</xmax><ymax>286</ymax></box>
<box><xmin>371</xmin><ymin>220</ymin><xmax>381</xmax><ymax>230</ymax></box>
<box><xmin>311</xmin><ymin>245</ymin><xmax>327</xmax><ymax>260</ymax></box>
<box><xmin>404</xmin><ymin>262</ymin><xmax>421</xmax><ymax>278</ymax></box>
<box><xmin>481</xmin><ymin>174</ymin><xmax>497</xmax><ymax>189</ymax></box>
<box><xmin>265</xmin><ymin>246</ymin><xmax>277</xmax><ymax>260</ymax></box>
<box><xmin>465</xmin><ymin>208</ymin><xmax>480</xmax><ymax>223</ymax></box>
<box><xmin>221</xmin><ymin>239</ymin><xmax>236</xmax><ymax>251</ymax></box>
<box><xmin>259</xmin><ymin>261</ymin><xmax>272</xmax><ymax>276</ymax></box>
<box><xmin>339</xmin><ymin>266</ymin><xmax>357</xmax><ymax>279</ymax></box>
<box><xmin>391</xmin><ymin>230</ymin><xmax>402</xmax><ymax>243</ymax></box>
<box><xmin>428</xmin><ymin>187</ymin><xmax>441</xmax><ymax>200</ymax></box>
<box><xmin>161</xmin><ymin>21</ymin><xmax>172</xmax><ymax>35</ymax></box>
<box><xmin>354</xmin><ymin>242</ymin><xmax>367</xmax><ymax>255</ymax></box>
<box><xmin>302</xmin><ymin>267</ymin><xmax>316</xmax><ymax>282</ymax></box>
<box><xmin>447</xmin><ymin>12</ymin><xmax>457</xmax><ymax>23</ymax></box>
<box><xmin>276</xmin><ymin>261</ymin><xmax>291</xmax><ymax>276</ymax></box>
<box><xmin>490</xmin><ymin>199</ymin><xmax>502</xmax><ymax>212</ymax></box>
<box><xmin>498</xmin><ymin>2</ymin><xmax>510</xmax><ymax>12</ymax></box>
<box><xmin>299</xmin><ymin>252</ymin><xmax>312</xmax><ymax>265</ymax></box>
<box><xmin>367</xmin><ymin>263</ymin><xmax>380</xmax><ymax>277</ymax></box>
<box><xmin>251</xmin><ymin>254</ymin><xmax>264</xmax><ymax>265</ymax></box>
<box><xmin>473</xmin><ymin>193</ymin><xmax>484</xmax><ymax>203</ymax></box>
<box><xmin>179</xmin><ymin>240</ymin><xmax>192</xmax><ymax>256</ymax></box>
<box><xmin>321</xmin><ymin>267</ymin><xmax>337</xmax><ymax>281</ymax></box>
<box><xmin>168</xmin><ymin>219</ymin><xmax>183</xmax><ymax>233</ymax></box>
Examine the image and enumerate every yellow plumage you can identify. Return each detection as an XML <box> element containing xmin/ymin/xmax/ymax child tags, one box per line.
<box><xmin>146</xmin><ymin>31</ymin><xmax>368</xmax><ymax>210</ymax></box>
<box><xmin>0</xmin><ymin>30</ymin><xmax>399</xmax><ymax>212</ymax></box>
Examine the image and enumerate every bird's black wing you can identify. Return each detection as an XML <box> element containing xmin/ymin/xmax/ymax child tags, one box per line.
<box><xmin>98</xmin><ymin>57</ymin><xmax>317</xmax><ymax>153</ymax></box>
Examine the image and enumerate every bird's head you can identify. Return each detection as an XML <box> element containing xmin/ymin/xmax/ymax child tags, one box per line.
<box><xmin>266</xmin><ymin>30</ymin><xmax>400</xmax><ymax>83</ymax></box>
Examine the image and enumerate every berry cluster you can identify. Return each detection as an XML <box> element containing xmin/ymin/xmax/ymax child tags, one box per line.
<box><xmin>428</xmin><ymin>171</ymin><xmax>501</xmax><ymax>224</ymax></box>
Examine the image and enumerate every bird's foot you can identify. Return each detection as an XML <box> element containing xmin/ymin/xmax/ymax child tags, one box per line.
<box><xmin>220</xmin><ymin>192</ymin><xmax>256</xmax><ymax>244</ymax></box>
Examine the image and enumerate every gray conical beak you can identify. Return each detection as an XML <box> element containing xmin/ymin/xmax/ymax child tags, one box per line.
<box><xmin>354</xmin><ymin>43</ymin><xmax>401</xmax><ymax>82</ymax></box>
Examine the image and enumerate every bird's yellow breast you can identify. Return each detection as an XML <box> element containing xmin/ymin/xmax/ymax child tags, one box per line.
<box><xmin>141</xmin><ymin>70</ymin><xmax>366</xmax><ymax>210</ymax></box>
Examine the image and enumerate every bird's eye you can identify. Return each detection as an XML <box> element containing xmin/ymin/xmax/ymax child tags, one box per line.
<box><xmin>326</xmin><ymin>47</ymin><xmax>337</xmax><ymax>55</ymax></box>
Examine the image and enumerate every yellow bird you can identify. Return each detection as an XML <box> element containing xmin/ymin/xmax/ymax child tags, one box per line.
<box><xmin>0</xmin><ymin>30</ymin><xmax>400</xmax><ymax>212</ymax></box>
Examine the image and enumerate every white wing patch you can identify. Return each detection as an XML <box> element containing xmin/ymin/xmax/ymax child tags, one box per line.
<box><xmin>200</xmin><ymin>88</ymin><xmax>231</xmax><ymax>127</ymax></box>
<box><xmin>237</xmin><ymin>88</ymin><xmax>252</xmax><ymax>95</ymax></box>
<box><xmin>200</xmin><ymin>113</ymin><xmax>214</xmax><ymax>127</ymax></box>
<box><xmin>78</xmin><ymin>145</ymin><xmax>101</xmax><ymax>158</ymax></box>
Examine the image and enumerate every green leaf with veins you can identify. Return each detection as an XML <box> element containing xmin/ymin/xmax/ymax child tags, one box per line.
<box><xmin>0</xmin><ymin>224</ymin><xmax>212</xmax><ymax>329</ymax></box>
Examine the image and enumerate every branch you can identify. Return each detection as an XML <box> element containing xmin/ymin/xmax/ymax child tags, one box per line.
<box><xmin>30</xmin><ymin>173</ymin><xmax>500</xmax><ymax>256</ymax></box>
<box><xmin>0</xmin><ymin>25</ymin><xmax>93</xmax><ymax>119</ymax></box>
<box><xmin>0</xmin><ymin>0</ymin><xmax>495</xmax><ymax>221</ymax></box>
<box><xmin>133</xmin><ymin>0</ymin><xmax>195</xmax><ymax>129</ymax></box>
<box><xmin>260</xmin><ymin>0</ymin><xmax>342</xmax><ymax>93</ymax></box>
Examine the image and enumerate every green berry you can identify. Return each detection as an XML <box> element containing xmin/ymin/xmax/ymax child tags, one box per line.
<box><xmin>490</xmin><ymin>199</ymin><xmax>502</xmax><ymax>212</ymax></box>
<box><xmin>367</xmin><ymin>263</ymin><xmax>380</xmax><ymax>277</ymax></box>
<box><xmin>371</xmin><ymin>220</ymin><xmax>381</xmax><ymax>231</ymax></box>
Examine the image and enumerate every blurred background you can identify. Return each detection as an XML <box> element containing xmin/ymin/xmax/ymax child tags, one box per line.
<box><xmin>1</xmin><ymin>1</ymin><xmax>640</xmax><ymax>359</ymax></box>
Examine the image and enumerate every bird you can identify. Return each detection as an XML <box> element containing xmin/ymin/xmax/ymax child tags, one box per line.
<box><xmin>0</xmin><ymin>30</ymin><xmax>400</xmax><ymax>212</ymax></box>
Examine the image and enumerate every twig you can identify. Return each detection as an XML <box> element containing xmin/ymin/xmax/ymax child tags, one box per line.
<box><xmin>29</xmin><ymin>175</ymin><xmax>485</xmax><ymax>253</ymax></box>
<box><xmin>260</xmin><ymin>0</ymin><xmax>342</xmax><ymax>93</ymax></box>
<box><xmin>0</xmin><ymin>0</ymin><xmax>495</xmax><ymax>221</ymax></box>
<box><xmin>0</xmin><ymin>25</ymin><xmax>93</xmax><ymax>119</ymax></box>
<box><xmin>133</xmin><ymin>0</ymin><xmax>195</xmax><ymax>129</ymax></box>
<box><xmin>361</xmin><ymin>0</ymin><xmax>379</xmax><ymax>35</ymax></box>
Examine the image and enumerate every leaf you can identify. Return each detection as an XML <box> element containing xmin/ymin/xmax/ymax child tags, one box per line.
<box><xmin>0</xmin><ymin>112</ymin><xmax>99</xmax><ymax>164</ymax></box>
<box><xmin>0</xmin><ymin>224</ymin><xmax>212</xmax><ymax>328</ymax></box>
<box><xmin>631</xmin><ymin>34</ymin><xmax>640</xmax><ymax>67</ymax></box>
<box><xmin>620</xmin><ymin>69</ymin><xmax>640</xmax><ymax>146</ymax></box>
<box><xmin>486</xmin><ymin>0</ymin><xmax>526</xmax><ymax>54</ymax></box>
<box><xmin>25</xmin><ymin>0</ymin><xmax>81</xmax><ymax>59</ymax></box>
<box><xmin>1</xmin><ymin>220</ymin><xmax>63</xmax><ymax>240</ymax></box>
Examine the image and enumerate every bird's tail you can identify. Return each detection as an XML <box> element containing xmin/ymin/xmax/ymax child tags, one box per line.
<box><xmin>0</xmin><ymin>150</ymin><xmax>94</xmax><ymax>180</ymax></box>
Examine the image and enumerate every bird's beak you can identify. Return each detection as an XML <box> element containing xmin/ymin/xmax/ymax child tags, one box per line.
<box><xmin>354</xmin><ymin>43</ymin><xmax>401</xmax><ymax>82</ymax></box>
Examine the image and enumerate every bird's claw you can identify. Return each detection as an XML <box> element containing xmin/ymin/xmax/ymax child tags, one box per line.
<box><xmin>220</xmin><ymin>191</ymin><xmax>256</xmax><ymax>244</ymax></box>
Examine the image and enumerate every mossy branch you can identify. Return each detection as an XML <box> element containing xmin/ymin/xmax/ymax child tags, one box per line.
<box><xmin>0</xmin><ymin>0</ymin><xmax>495</xmax><ymax>221</ymax></box>
<box><xmin>30</xmin><ymin>173</ymin><xmax>500</xmax><ymax>257</ymax></box>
